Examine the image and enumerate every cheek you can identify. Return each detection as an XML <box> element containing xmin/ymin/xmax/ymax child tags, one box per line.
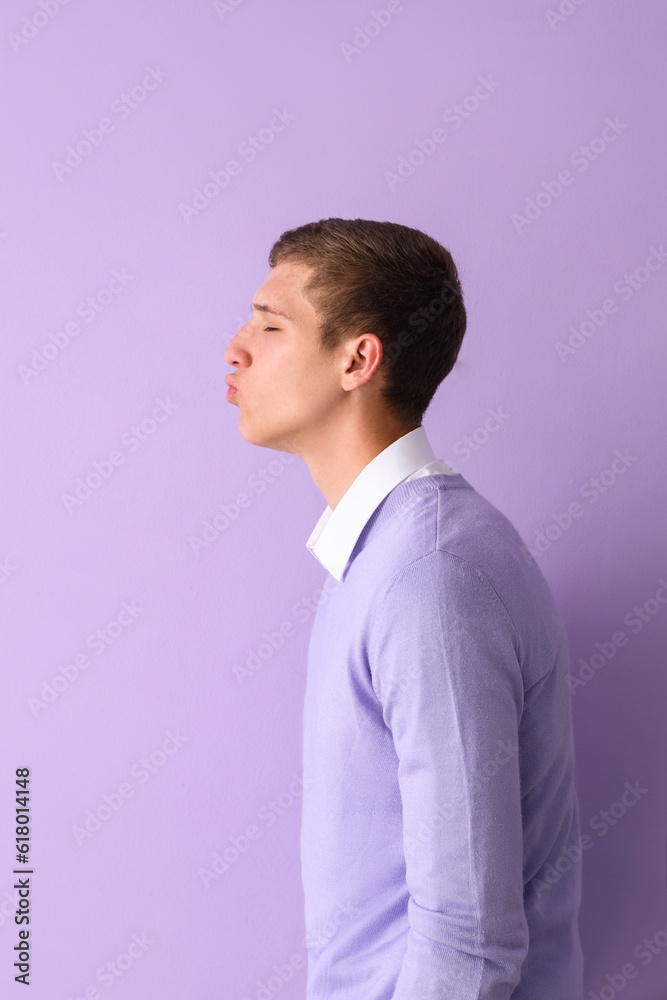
<box><xmin>255</xmin><ymin>345</ymin><xmax>337</xmax><ymax>415</ymax></box>
<box><xmin>293</xmin><ymin>362</ymin><xmax>336</xmax><ymax>408</ymax></box>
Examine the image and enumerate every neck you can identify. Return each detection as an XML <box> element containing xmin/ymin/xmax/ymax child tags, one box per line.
<box><xmin>298</xmin><ymin>409</ymin><xmax>418</xmax><ymax>509</ymax></box>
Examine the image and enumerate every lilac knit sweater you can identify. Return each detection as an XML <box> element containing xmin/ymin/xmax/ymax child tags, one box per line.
<box><xmin>300</xmin><ymin>472</ymin><xmax>584</xmax><ymax>999</ymax></box>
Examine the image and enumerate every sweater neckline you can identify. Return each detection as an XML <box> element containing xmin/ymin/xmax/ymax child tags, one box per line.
<box><xmin>346</xmin><ymin>472</ymin><xmax>473</xmax><ymax>577</ymax></box>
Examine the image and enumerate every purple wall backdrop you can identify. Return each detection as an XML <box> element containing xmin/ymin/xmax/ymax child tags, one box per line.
<box><xmin>2</xmin><ymin>1</ymin><xmax>666</xmax><ymax>997</ymax></box>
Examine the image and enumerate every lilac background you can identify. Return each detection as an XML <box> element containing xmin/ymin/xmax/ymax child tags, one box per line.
<box><xmin>1</xmin><ymin>0</ymin><xmax>666</xmax><ymax>997</ymax></box>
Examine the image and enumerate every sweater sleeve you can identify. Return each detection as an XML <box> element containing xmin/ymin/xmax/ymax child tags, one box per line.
<box><xmin>367</xmin><ymin>549</ymin><xmax>529</xmax><ymax>999</ymax></box>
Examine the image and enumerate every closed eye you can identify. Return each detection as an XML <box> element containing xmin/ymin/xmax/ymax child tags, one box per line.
<box><xmin>264</xmin><ymin>326</ymin><xmax>279</xmax><ymax>332</ymax></box>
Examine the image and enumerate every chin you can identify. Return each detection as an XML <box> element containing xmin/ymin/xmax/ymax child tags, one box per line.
<box><xmin>238</xmin><ymin>414</ymin><xmax>279</xmax><ymax>450</ymax></box>
<box><xmin>237</xmin><ymin>416</ymin><xmax>259</xmax><ymax>445</ymax></box>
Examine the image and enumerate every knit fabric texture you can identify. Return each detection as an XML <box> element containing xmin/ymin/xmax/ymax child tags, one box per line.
<box><xmin>301</xmin><ymin>472</ymin><xmax>584</xmax><ymax>999</ymax></box>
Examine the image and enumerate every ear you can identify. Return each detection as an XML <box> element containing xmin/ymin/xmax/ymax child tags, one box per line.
<box><xmin>340</xmin><ymin>334</ymin><xmax>383</xmax><ymax>392</ymax></box>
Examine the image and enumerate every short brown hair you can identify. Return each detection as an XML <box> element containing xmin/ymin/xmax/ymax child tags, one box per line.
<box><xmin>267</xmin><ymin>217</ymin><xmax>467</xmax><ymax>426</ymax></box>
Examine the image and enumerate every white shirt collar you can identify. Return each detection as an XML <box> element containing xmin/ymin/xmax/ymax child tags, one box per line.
<box><xmin>306</xmin><ymin>425</ymin><xmax>448</xmax><ymax>581</ymax></box>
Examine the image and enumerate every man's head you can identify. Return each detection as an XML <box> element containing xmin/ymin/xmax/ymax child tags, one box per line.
<box><xmin>224</xmin><ymin>217</ymin><xmax>466</xmax><ymax>453</ymax></box>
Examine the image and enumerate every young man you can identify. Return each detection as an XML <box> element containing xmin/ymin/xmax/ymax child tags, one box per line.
<box><xmin>225</xmin><ymin>218</ymin><xmax>584</xmax><ymax>999</ymax></box>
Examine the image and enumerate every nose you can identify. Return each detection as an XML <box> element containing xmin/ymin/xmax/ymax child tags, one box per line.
<box><xmin>224</xmin><ymin>321</ymin><xmax>252</xmax><ymax>368</ymax></box>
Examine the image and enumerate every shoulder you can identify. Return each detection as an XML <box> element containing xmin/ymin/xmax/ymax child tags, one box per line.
<box><xmin>371</xmin><ymin>547</ymin><xmax>519</xmax><ymax>646</ymax></box>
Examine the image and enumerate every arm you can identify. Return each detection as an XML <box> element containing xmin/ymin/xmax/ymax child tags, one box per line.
<box><xmin>367</xmin><ymin>550</ymin><xmax>529</xmax><ymax>999</ymax></box>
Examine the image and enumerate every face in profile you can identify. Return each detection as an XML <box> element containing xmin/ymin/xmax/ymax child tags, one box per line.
<box><xmin>224</xmin><ymin>261</ymin><xmax>345</xmax><ymax>454</ymax></box>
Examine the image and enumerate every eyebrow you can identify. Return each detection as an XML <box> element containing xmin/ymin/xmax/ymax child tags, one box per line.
<box><xmin>251</xmin><ymin>301</ymin><xmax>292</xmax><ymax>322</ymax></box>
